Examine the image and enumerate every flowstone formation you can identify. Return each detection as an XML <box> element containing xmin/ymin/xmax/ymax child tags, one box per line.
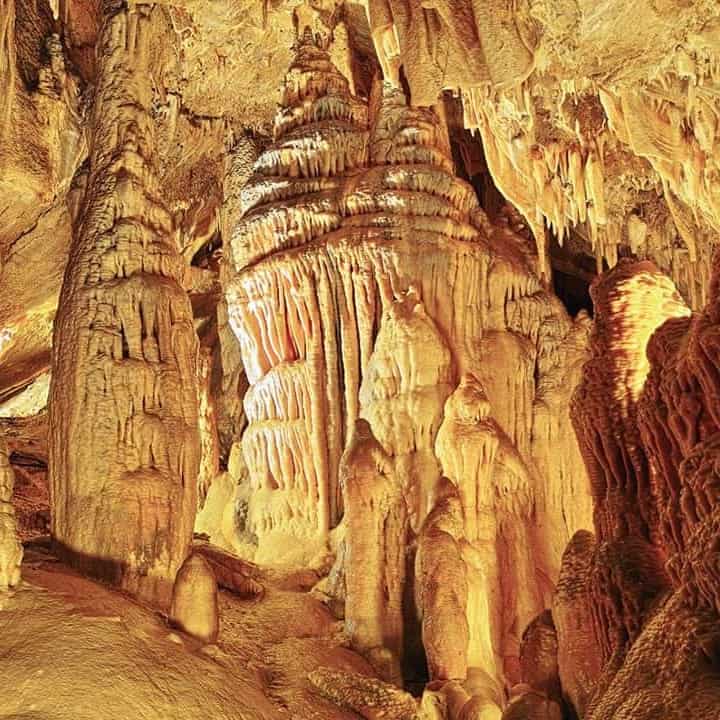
<box><xmin>226</xmin><ymin>33</ymin><xmax>370</xmax><ymax>563</ymax></box>
<box><xmin>226</xmin><ymin>16</ymin><xmax>593</xmax><ymax>709</ymax></box>
<box><xmin>48</xmin><ymin>4</ymin><xmax>200</xmax><ymax>606</ymax></box>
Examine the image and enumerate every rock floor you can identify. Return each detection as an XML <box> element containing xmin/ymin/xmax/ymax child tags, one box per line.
<box><xmin>0</xmin><ymin>542</ymin><xmax>371</xmax><ymax>720</ymax></box>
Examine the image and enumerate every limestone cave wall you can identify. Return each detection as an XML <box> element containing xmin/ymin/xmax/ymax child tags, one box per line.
<box><xmin>0</xmin><ymin>2</ymin><xmax>719</xmax><ymax>719</ymax></box>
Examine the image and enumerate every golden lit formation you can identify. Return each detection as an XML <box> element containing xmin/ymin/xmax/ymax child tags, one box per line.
<box><xmin>1</xmin><ymin>2</ymin><xmax>719</xmax><ymax>719</ymax></box>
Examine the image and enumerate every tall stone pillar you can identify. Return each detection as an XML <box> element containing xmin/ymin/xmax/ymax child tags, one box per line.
<box><xmin>49</xmin><ymin>3</ymin><xmax>200</xmax><ymax>607</ymax></box>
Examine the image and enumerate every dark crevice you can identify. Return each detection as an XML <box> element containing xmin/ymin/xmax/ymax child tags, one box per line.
<box><xmin>191</xmin><ymin>229</ymin><xmax>223</xmax><ymax>270</ymax></box>
<box><xmin>549</xmin><ymin>232</ymin><xmax>597</xmax><ymax>317</ymax></box>
<box><xmin>552</xmin><ymin>267</ymin><xmax>594</xmax><ymax>317</ymax></box>
<box><xmin>398</xmin><ymin>65</ymin><xmax>412</xmax><ymax>105</ymax></box>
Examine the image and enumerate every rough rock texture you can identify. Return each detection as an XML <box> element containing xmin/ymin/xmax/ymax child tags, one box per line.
<box><xmin>309</xmin><ymin>667</ymin><xmax>419</xmax><ymax>720</ymax></box>
<box><xmin>572</xmin><ymin>259</ymin><xmax>691</xmax><ymax>546</ymax></box>
<box><xmin>566</xmin><ymin>255</ymin><xmax>720</xmax><ymax>718</ymax></box>
<box><xmin>2</xmin><ymin>1</ymin><xmax>720</xmax><ymax>719</ymax></box>
<box><xmin>571</xmin><ymin>260</ymin><xmax>688</xmax><ymax>663</ymax></box>
<box><xmin>519</xmin><ymin>611</ymin><xmax>561</xmax><ymax>701</ymax></box>
<box><xmin>48</xmin><ymin>4</ymin><xmax>200</xmax><ymax>607</ymax></box>
<box><xmin>0</xmin><ymin>439</ymin><xmax>22</xmax><ymax>590</ymax></box>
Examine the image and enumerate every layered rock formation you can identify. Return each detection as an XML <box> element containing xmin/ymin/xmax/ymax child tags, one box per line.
<box><xmin>226</xmin><ymin>34</ymin><xmax>370</xmax><ymax>563</ymax></box>
<box><xmin>2</xmin><ymin>1</ymin><xmax>720</xmax><ymax>719</ymax></box>
<box><xmin>563</xmin><ymin>257</ymin><xmax>720</xmax><ymax>718</ymax></box>
<box><xmin>225</xmin><ymin>16</ymin><xmax>593</xmax><ymax>707</ymax></box>
<box><xmin>48</xmin><ymin>3</ymin><xmax>200</xmax><ymax>606</ymax></box>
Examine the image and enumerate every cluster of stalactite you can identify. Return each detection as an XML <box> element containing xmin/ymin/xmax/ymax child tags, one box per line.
<box><xmin>47</xmin><ymin>3</ymin><xmax>200</xmax><ymax>608</ymax></box>
<box><xmin>462</xmin><ymin>16</ymin><xmax>720</xmax><ymax>309</ymax></box>
<box><xmin>362</xmin><ymin>1</ymin><xmax>720</xmax><ymax>310</ymax></box>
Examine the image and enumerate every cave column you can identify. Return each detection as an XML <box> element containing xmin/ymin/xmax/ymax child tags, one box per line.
<box><xmin>48</xmin><ymin>2</ymin><xmax>200</xmax><ymax>607</ymax></box>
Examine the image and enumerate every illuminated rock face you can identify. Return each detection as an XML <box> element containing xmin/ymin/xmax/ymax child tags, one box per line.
<box><xmin>570</xmin><ymin>260</ymin><xmax>689</xmax><ymax>665</ymax></box>
<box><xmin>572</xmin><ymin>259</ymin><xmax>691</xmax><ymax>546</ymax></box>
<box><xmin>0</xmin><ymin>439</ymin><xmax>22</xmax><ymax>590</ymax></box>
<box><xmin>6</xmin><ymin>2</ymin><xmax>720</xmax><ymax>718</ymax></box>
<box><xmin>564</xmin><ymin>258</ymin><xmax>720</xmax><ymax>719</ymax></box>
<box><xmin>226</xmin><ymin>25</ymin><xmax>592</xmax><ymax>704</ymax></box>
<box><xmin>48</xmin><ymin>5</ymin><xmax>200</xmax><ymax>607</ymax></box>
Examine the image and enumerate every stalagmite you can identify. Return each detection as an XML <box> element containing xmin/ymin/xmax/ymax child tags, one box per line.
<box><xmin>434</xmin><ymin>374</ymin><xmax>544</xmax><ymax>700</ymax></box>
<box><xmin>518</xmin><ymin>611</ymin><xmax>561</xmax><ymax>702</ymax></box>
<box><xmin>169</xmin><ymin>552</ymin><xmax>219</xmax><ymax>645</ymax></box>
<box><xmin>551</xmin><ymin>531</ymin><xmax>602</xmax><ymax>717</ymax></box>
<box><xmin>342</xmin><ymin>418</ymin><xmax>407</xmax><ymax>684</ymax></box>
<box><xmin>564</xmin><ymin>252</ymin><xmax>720</xmax><ymax>718</ymax></box>
<box><xmin>48</xmin><ymin>4</ymin><xmax>200</xmax><ymax>607</ymax></box>
<box><xmin>0</xmin><ymin>440</ymin><xmax>22</xmax><ymax>590</ymax></box>
<box><xmin>226</xmin><ymin>17</ymin><xmax>590</xmax><ymax>616</ymax></box>
<box><xmin>572</xmin><ymin>259</ymin><xmax>691</xmax><ymax>545</ymax></box>
<box><xmin>226</xmin><ymin>32</ymin><xmax>370</xmax><ymax>563</ymax></box>
<box><xmin>358</xmin><ymin>292</ymin><xmax>453</xmax><ymax>531</ymax></box>
<box><xmin>416</xmin><ymin>477</ymin><xmax>469</xmax><ymax>683</ymax></box>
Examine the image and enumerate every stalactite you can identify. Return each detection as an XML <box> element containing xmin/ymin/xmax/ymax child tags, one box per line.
<box><xmin>455</xmin><ymin>15</ymin><xmax>720</xmax><ymax>307</ymax></box>
<box><xmin>197</xmin><ymin>346</ymin><xmax>220</xmax><ymax>508</ymax></box>
<box><xmin>48</xmin><ymin>3</ymin><xmax>200</xmax><ymax>607</ymax></box>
